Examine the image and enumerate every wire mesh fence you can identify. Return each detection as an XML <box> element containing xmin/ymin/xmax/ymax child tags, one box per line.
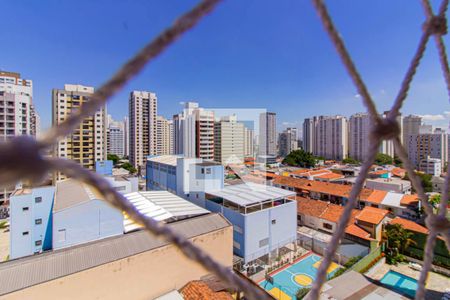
<box><xmin>0</xmin><ymin>0</ymin><xmax>449</xmax><ymax>299</ymax></box>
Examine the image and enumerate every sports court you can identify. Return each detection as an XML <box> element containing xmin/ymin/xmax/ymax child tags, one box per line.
<box><xmin>259</xmin><ymin>253</ymin><xmax>341</xmax><ymax>300</ymax></box>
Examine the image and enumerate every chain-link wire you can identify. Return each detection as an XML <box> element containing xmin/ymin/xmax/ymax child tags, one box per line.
<box><xmin>0</xmin><ymin>0</ymin><xmax>449</xmax><ymax>299</ymax></box>
<box><xmin>309</xmin><ymin>1</ymin><xmax>450</xmax><ymax>299</ymax></box>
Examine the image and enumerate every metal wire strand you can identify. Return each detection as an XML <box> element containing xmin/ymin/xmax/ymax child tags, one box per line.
<box><xmin>38</xmin><ymin>0</ymin><xmax>223</xmax><ymax>148</ymax></box>
<box><xmin>307</xmin><ymin>138</ymin><xmax>381</xmax><ymax>300</ymax></box>
<box><xmin>46</xmin><ymin>157</ymin><xmax>272</xmax><ymax>300</ymax></box>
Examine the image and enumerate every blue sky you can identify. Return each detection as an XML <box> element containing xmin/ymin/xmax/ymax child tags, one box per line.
<box><xmin>1</xmin><ymin>0</ymin><xmax>449</xmax><ymax>132</ymax></box>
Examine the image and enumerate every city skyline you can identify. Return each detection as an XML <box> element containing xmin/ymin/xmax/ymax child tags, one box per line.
<box><xmin>1</xmin><ymin>0</ymin><xmax>449</xmax><ymax>131</ymax></box>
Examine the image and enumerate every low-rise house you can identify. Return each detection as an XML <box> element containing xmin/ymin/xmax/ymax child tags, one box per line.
<box><xmin>354</xmin><ymin>206</ymin><xmax>389</xmax><ymax>242</ymax></box>
<box><xmin>204</xmin><ymin>182</ymin><xmax>297</xmax><ymax>263</ymax></box>
<box><xmin>360</xmin><ymin>192</ymin><xmax>419</xmax><ymax>220</ymax></box>
<box><xmin>365</xmin><ymin>177</ymin><xmax>411</xmax><ymax>194</ymax></box>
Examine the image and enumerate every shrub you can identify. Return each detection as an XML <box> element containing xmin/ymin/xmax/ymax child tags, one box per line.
<box><xmin>296</xmin><ymin>288</ymin><xmax>311</xmax><ymax>300</ymax></box>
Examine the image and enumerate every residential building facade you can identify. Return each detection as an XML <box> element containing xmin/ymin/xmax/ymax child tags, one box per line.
<box><xmin>243</xmin><ymin>126</ymin><xmax>254</xmax><ymax>157</ymax></box>
<box><xmin>279</xmin><ymin>127</ymin><xmax>298</xmax><ymax>157</ymax></box>
<box><xmin>52</xmin><ymin>84</ymin><xmax>107</xmax><ymax>181</ymax></box>
<box><xmin>214</xmin><ymin>115</ymin><xmax>244</xmax><ymax>164</ymax></box>
<box><xmin>406</xmin><ymin>131</ymin><xmax>448</xmax><ymax>171</ymax></box>
<box><xmin>0</xmin><ymin>71</ymin><xmax>38</xmax><ymax>204</ymax></box>
<box><xmin>314</xmin><ymin>115</ymin><xmax>348</xmax><ymax>160</ymax></box>
<box><xmin>259</xmin><ymin>112</ymin><xmax>277</xmax><ymax>156</ymax></box>
<box><xmin>348</xmin><ymin>113</ymin><xmax>371</xmax><ymax>161</ymax></box>
<box><xmin>419</xmin><ymin>157</ymin><xmax>442</xmax><ymax>176</ymax></box>
<box><xmin>129</xmin><ymin>90</ymin><xmax>157</xmax><ymax>169</ymax></box>
<box><xmin>107</xmin><ymin>116</ymin><xmax>125</xmax><ymax>157</ymax></box>
<box><xmin>155</xmin><ymin>115</ymin><xmax>173</xmax><ymax>155</ymax></box>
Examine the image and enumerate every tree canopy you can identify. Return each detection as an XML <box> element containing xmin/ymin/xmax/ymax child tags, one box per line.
<box><xmin>107</xmin><ymin>154</ymin><xmax>120</xmax><ymax>166</ymax></box>
<box><xmin>343</xmin><ymin>157</ymin><xmax>359</xmax><ymax>164</ymax></box>
<box><xmin>282</xmin><ymin>150</ymin><xmax>317</xmax><ymax>168</ymax></box>
<box><xmin>374</xmin><ymin>153</ymin><xmax>393</xmax><ymax>165</ymax></box>
<box><xmin>121</xmin><ymin>162</ymin><xmax>137</xmax><ymax>174</ymax></box>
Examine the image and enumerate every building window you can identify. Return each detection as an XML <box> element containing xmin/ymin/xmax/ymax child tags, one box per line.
<box><xmin>22</xmin><ymin>231</ymin><xmax>29</xmax><ymax>236</ymax></box>
<box><xmin>205</xmin><ymin>168</ymin><xmax>211</xmax><ymax>174</ymax></box>
<box><xmin>271</xmin><ymin>219</ymin><xmax>276</xmax><ymax>225</ymax></box>
<box><xmin>35</xmin><ymin>240</ymin><xmax>42</xmax><ymax>246</ymax></box>
<box><xmin>22</xmin><ymin>207</ymin><xmax>29</xmax><ymax>212</ymax></box>
<box><xmin>35</xmin><ymin>218</ymin><xmax>42</xmax><ymax>225</ymax></box>
<box><xmin>259</xmin><ymin>238</ymin><xmax>269</xmax><ymax>248</ymax></box>
<box><xmin>233</xmin><ymin>241</ymin><xmax>241</xmax><ymax>250</ymax></box>
<box><xmin>233</xmin><ymin>225</ymin><xmax>243</xmax><ymax>234</ymax></box>
<box><xmin>323</xmin><ymin>223</ymin><xmax>333</xmax><ymax>230</ymax></box>
<box><xmin>35</xmin><ymin>197</ymin><xmax>42</xmax><ymax>203</ymax></box>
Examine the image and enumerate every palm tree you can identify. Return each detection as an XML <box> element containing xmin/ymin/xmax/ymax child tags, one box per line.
<box><xmin>385</xmin><ymin>223</ymin><xmax>416</xmax><ymax>255</ymax></box>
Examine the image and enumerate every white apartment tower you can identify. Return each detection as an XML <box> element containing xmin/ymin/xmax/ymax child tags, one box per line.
<box><xmin>129</xmin><ymin>91</ymin><xmax>157</xmax><ymax>169</ymax></box>
<box><xmin>259</xmin><ymin>112</ymin><xmax>277</xmax><ymax>156</ymax></box>
<box><xmin>52</xmin><ymin>84</ymin><xmax>107</xmax><ymax>181</ymax></box>
<box><xmin>279</xmin><ymin>127</ymin><xmax>298</xmax><ymax>157</ymax></box>
<box><xmin>155</xmin><ymin>115</ymin><xmax>173</xmax><ymax>155</ymax></box>
<box><xmin>243</xmin><ymin>126</ymin><xmax>254</xmax><ymax>157</ymax></box>
<box><xmin>173</xmin><ymin>102</ymin><xmax>214</xmax><ymax>160</ymax></box>
<box><xmin>214</xmin><ymin>115</ymin><xmax>244</xmax><ymax>164</ymax></box>
<box><xmin>407</xmin><ymin>131</ymin><xmax>448</xmax><ymax>171</ymax></box>
<box><xmin>313</xmin><ymin>115</ymin><xmax>348</xmax><ymax>160</ymax></box>
<box><xmin>0</xmin><ymin>71</ymin><xmax>38</xmax><ymax>204</ymax></box>
<box><xmin>107</xmin><ymin>116</ymin><xmax>125</xmax><ymax>157</ymax></box>
<box><xmin>349</xmin><ymin>113</ymin><xmax>371</xmax><ymax>161</ymax></box>
<box><xmin>123</xmin><ymin>116</ymin><xmax>129</xmax><ymax>157</ymax></box>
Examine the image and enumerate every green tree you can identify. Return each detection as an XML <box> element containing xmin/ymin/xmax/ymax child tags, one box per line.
<box><xmin>296</xmin><ymin>287</ymin><xmax>311</xmax><ymax>300</ymax></box>
<box><xmin>343</xmin><ymin>157</ymin><xmax>359</xmax><ymax>164</ymax></box>
<box><xmin>374</xmin><ymin>153</ymin><xmax>393</xmax><ymax>165</ymax></box>
<box><xmin>429</xmin><ymin>194</ymin><xmax>440</xmax><ymax>208</ymax></box>
<box><xmin>121</xmin><ymin>162</ymin><xmax>137</xmax><ymax>174</ymax></box>
<box><xmin>282</xmin><ymin>150</ymin><xmax>317</xmax><ymax>168</ymax></box>
<box><xmin>107</xmin><ymin>154</ymin><xmax>120</xmax><ymax>166</ymax></box>
<box><xmin>394</xmin><ymin>155</ymin><xmax>403</xmax><ymax>167</ymax></box>
<box><xmin>384</xmin><ymin>223</ymin><xmax>417</xmax><ymax>264</ymax></box>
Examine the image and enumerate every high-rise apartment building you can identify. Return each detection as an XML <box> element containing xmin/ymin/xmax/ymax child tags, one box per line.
<box><xmin>243</xmin><ymin>126</ymin><xmax>254</xmax><ymax>157</ymax></box>
<box><xmin>302</xmin><ymin>117</ymin><xmax>317</xmax><ymax>153</ymax></box>
<box><xmin>403</xmin><ymin>115</ymin><xmax>422</xmax><ymax>144</ymax></box>
<box><xmin>279</xmin><ymin>127</ymin><xmax>298</xmax><ymax>157</ymax></box>
<box><xmin>106</xmin><ymin>115</ymin><xmax>125</xmax><ymax>157</ymax></box>
<box><xmin>0</xmin><ymin>71</ymin><xmax>38</xmax><ymax>204</ymax></box>
<box><xmin>349</xmin><ymin>113</ymin><xmax>371</xmax><ymax>161</ymax></box>
<box><xmin>214</xmin><ymin>115</ymin><xmax>244</xmax><ymax>164</ymax></box>
<box><xmin>52</xmin><ymin>84</ymin><xmax>107</xmax><ymax>181</ymax></box>
<box><xmin>129</xmin><ymin>91</ymin><xmax>157</xmax><ymax>169</ymax></box>
<box><xmin>155</xmin><ymin>116</ymin><xmax>173</xmax><ymax>155</ymax></box>
<box><xmin>173</xmin><ymin>102</ymin><xmax>214</xmax><ymax>160</ymax></box>
<box><xmin>259</xmin><ymin>112</ymin><xmax>277</xmax><ymax>156</ymax></box>
<box><xmin>123</xmin><ymin>116</ymin><xmax>129</xmax><ymax>157</ymax></box>
<box><xmin>407</xmin><ymin>131</ymin><xmax>448</xmax><ymax>171</ymax></box>
<box><xmin>313</xmin><ymin>115</ymin><xmax>348</xmax><ymax>160</ymax></box>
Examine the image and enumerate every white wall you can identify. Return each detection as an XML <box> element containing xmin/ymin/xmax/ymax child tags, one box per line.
<box><xmin>10</xmin><ymin>186</ymin><xmax>55</xmax><ymax>259</ymax></box>
<box><xmin>53</xmin><ymin>199</ymin><xmax>123</xmax><ymax>250</ymax></box>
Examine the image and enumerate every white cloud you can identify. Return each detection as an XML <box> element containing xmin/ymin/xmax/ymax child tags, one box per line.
<box><xmin>419</xmin><ymin>114</ymin><xmax>445</xmax><ymax>121</ymax></box>
<box><xmin>444</xmin><ymin>111</ymin><xmax>450</xmax><ymax>118</ymax></box>
<box><xmin>354</xmin><ymin>94</ymin><xmax>361</xmax><ymax>98</ymax></box>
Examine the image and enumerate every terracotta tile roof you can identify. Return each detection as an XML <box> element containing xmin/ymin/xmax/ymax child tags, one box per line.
<box><xmin>390</xmin><ymin>217</ymin><xmax>429</xmax><ymax>234</ymax></box>
<box><xmin>296</xmin><ymin>197</ymin><xmax>328</xmax><ymax>217</ymax></box>
<box><xmin>320</xmin><ymin>204</ymin><xmax>360</xmax><ymax>223</ymax></box>
<box><xmin>273</xmin><ymin>176</ymin><xmax>373</xmax><ymax>200</ymax></box>
<box><xmin>239</xmin><ymin>175</ymin><xmax>266</xmax><ymax>184</ymax></box>
<box><xmin>392</xmin><ymin>167</ymin><xmax>406</xmax><ymax>178</ymax></box>
<box><xmin>290</xmin><ymin>169</ymin><xmax>310</xmax><ymax>175</ymax></box>
<box><xmin>366</xmin><ymin>190</ymin><xmax>388</xmax><ymax>204</ymax></box>
<box><xmin>180</xmin><ymin>281</ymin><xmax>233</xmax><ymax>300</ymax></box>
<box><xmin>356</xmin><ymin>206</ymin><xmax>389</xmax><ymax>225</ymax></box>
<box><xmin>315</xmin><ymin>173</ymin><xmax>345</xmax><ymax>180</ymax></box>
<box><xmin>345</xmin><ymin>224</ymin><xmax>372</xmax><ymax>240</ymax></box>
<box><xmin>400</xmin><ymin>194</ymin><xmax>419</xmax><ymax>206</ymax></box>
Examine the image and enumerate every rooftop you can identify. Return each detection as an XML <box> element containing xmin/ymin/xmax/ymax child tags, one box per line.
<box><xmin>295</xmin><ymin>197</ymin><xmax>328</xmax><ymax>217</ymax></box>
<box><xmin>314</xmin><ymin>172</ymin><xmax>345</xmax><ymax>180</ymax></box>
<box><xmin>54</xmin><ymin>179</ymin><xmax>102</xmax><ymax>212</ymax></box>
<box><xmin>196</xmin><ymin>161</ymin><xmax>222</xmax><ymax>167</ymax></box>
<box><xmin>123</xmin><ymin>191</ymin><xmax>209</xmax><ymax>232</ymax></box>
<box><xmin>366</xmin><ymin>190</ymin><xmax>388</xmax><ymax>204</ymax></box>
<box><xmin>356</xmin><ymin>206</ymin><xmax>389</xmax><ymax>225</ymax></box>
<box><xmin>147</xmin><ymin>155</ymin><xmax>183</xmax><ymax>166</ymax></box>
<box><xmin>207</xmin><ymin>182</ymin><xmax>295</xmax><ymax>207</ymax></box>
<box><xmin>0</xmin><ymin>213</ymin><xmax>231</xmax><ymax>296</ymax></box>
<box><xmin>390</xmin><ymin>217</ymin><xmax>429</xmax><ymax>234</ymax></box>
<box><xmin>180</xmin><ymin>281</ymin><xmax>233</xmax><ymax>300</ymax></box>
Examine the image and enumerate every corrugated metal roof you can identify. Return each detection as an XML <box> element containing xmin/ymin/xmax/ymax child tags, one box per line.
<box><xmin>123</xmin><ymin>191</ymin><xmax>209</xmax><ymax>232</ymax></box>
<box><xmin>381</xmin><ymin>192</ymin><xmax>403</xmax><ymax>208</ymax></box>
<box><xmin>208</xmin><ymin>182</ymin><xmax>295</xmax><ymax>206</ymax></box>
<box><xmin>0</xmin><ymin>213</ymin><xmax>230</xmax><ymax>296</ymax></box>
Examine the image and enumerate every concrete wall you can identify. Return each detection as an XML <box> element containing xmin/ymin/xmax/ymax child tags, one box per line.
<box><xmin>53</xmin><ymin>200</ymin><xmax>124</xmax><ymax>250</ymax></box>
<box><xmin>4</xmin><ymin>224</ymin><xmax>233</xmax><ymax>300</ymax></box>
<box><xmin>10</xmin><ymin>186</ymin><xmax>55</xmax><ymax>259</ymax></box>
